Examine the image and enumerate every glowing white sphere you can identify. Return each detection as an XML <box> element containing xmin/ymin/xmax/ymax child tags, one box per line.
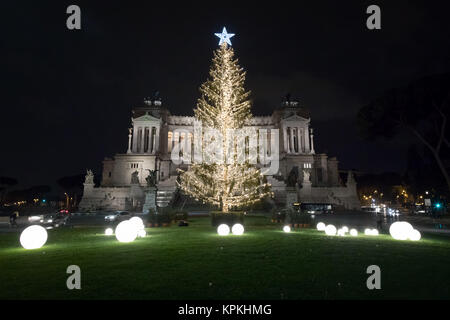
<box><xmin>389</xmin><ymin>222</ymin><xmax>414</xmax><ymax>240</ymax></box>
<box><xmin>231</xmin><ymin>223</ymin><xmax>244</xmax><ymax>235</ymax></box>
<box><xmin>325</xmin><ymin>224</ymin><xmax>337</xmax><ymax>236</ymax></box>
<box><xmin>217</xmin><ymin>224</ymin><xmax>230</xmax><ymax>236</ymax></box>
<box><xmin>409</xmin><ymin>229</ymin><xmax>421</xmax><ymax>241</ymax></box>
<box><xmin>365</xmin><ymin>228</ymin><xmax>379</xmax><ymax>236</ymax></box>
<box><xmin>283</xmin><ymin>225</ymin><xmax>291</xmax><ymax>233</ymax></box>
<box><xmin>105</xmin><ymin>228</ymin><xmax>113</xmax><ymax>236</ymax></box>
<box><xmin>316</xmin><ymin>222</ymin><xmax>326</xmax><ymax>231</ymax></box>
<box><xmin>350</xmin><ymin>229</ymin><xmax>358</xmax><ymax>236</ymax></box>
<box><xmin>115</xmin><ymin>220</ymin><xmax>138</xmax><ymax>243</ymax></box>
<box><xmin>129</xmin><ymin>217</ymin><xmax>145</xmax><ymax>231</ymax></box>
<box><xmin>137</xmin><ymin>229</ymin><xmax>147</xmax><ymax>238</ymax></box>
<box><xmin>337</xmin><ymin>228</ymin><xmax>345</xmax><ymax>236</ymax></box>
<box><xmin>342</xmin><ymin>226</ymin><xmax>349</xmax><ymax>233</ymax></box>
<box><xmin>20</xmin><ymin>225</ymin><xmax>48</xmax><ymax>249</ymax></box>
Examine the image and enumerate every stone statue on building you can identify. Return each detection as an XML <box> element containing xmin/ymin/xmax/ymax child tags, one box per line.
<box><xmin>286</xmin><ymin>167</ymin><xmax>299</xmax><ymax>187</ymax></box>
<box><xmin>131</xmin><ymin>171</ymin><xmax>140</xmax><ymax>184</ymax></box>
<box><xmin>302</xmin><ymin>169</ymin><xmax>310</xmax><ymax>183</ymax></box>
<box><xmin>146</xmin><ymin>169</ymin><xmax>157</xmax><ymax>187</ymax></box>
<box><xmin>85</xmin><ymin>169</ymin><xmax>94</xmax><ymax>184</ymax></box>
<box><xmin>347</xmin><ymin>170</ymin><xmax>356</xmax><ymax>185</ymax></box>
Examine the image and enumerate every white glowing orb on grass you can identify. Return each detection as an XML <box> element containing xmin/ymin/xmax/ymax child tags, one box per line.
<box><xmin>217</xmin><ymin>224</ymin><xmax>230</xmax><ymax>236</ymax></box>
<box><xmin>364</xmin><ymin>228</ymin><xmax>379</xmax><ymax>236</ymax></box>
<box><xmin>342</xmin><ymin>226</ymin><xmax>349</xmax><ymax>233</ymax></box>
<box><xmin>350</xmin><ymin>229</ymin><xmax>358</xmax><ymax>236</ymax></box>
<box><xmin>129</xmin><ymin>217</ymin><xmax>145</xmax><ymax>231</ymax></box>
<box><xmin>389</xmin><ymin>221</ymin><xmax>421</xmax><ymax>241</ymax></box>
<box><xmin>337</xmin><ymin>228</ymin><xmax>346</xmax><ymax>236</ymax></box>
<box><xmin>283</xmin><ymin>225</ymin><xmax>291</xmax><ymax>233</ymax></box>
<box><xmin>137</xmin><ymin>229</ymin><xmax>147</xmax><ymax>238</ymax></box>
<box><xmin>105</xmin><ymin>228</ymin><xmax>113</xmax><ymax>236</ymax></box>
<box><xmin>316</xmin><ymin>222</ymin><xmax>326</xmax><ymax>231</ymax></box>
<box><xmin>231</xmin><ymin>223</ymin><xmax>244</xmax><ymax>235</ymax></box>
<box><xmin>325</xmin><ymin>224</ymin><xmax>337</xmax><ymax>236</ymax></box>
<box><xmin>115</xmin><ymin>220</ymin><xmax>138</xmax><ymax>243</ymax></box>
<box><xmin>389</xmin><ymin>221</ymin><xmax>413</xmax><ymax>240</ymax></box>
<box><xmin>409</xmin><ymin>229</ymin><xmax>421</xmax><ymax>241</ymax></box>
<box><xmin>20</xmin><ymin>225</ymin><xmax>48</xmax><ymax>249</ymax></box>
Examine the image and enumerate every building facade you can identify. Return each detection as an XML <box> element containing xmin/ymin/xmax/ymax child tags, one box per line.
<box><xmin>79</xmin><ymin>97</ymin><xmax>360</xmax><ymax>212</ymax></box>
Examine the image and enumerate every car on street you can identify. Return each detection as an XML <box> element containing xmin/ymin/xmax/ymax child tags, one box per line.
<box><xmin>104</xmin><ymin>211</ymin><xmax>131</xmax><ymax>222</ymax></box>
<box><xmin>42</xmin><ymin>212</ymin><xmax>70</xmax><ymax>228</ymax></box>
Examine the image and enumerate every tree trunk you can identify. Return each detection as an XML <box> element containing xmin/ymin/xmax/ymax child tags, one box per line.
<box><xmin>410</xmin><ymin>127</ymin><xmax>450</xmax><ymax>194</ymax></box>
<box><xmin>430</xmin><ymin>149</ymin><xmax>450</xmax><ymax>194</ymax></box>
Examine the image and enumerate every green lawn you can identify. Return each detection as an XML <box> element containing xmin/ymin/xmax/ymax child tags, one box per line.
<box><xmin>0</xmin><ymin>216</ymin><xmax>449</xmax><ymax>300</ymax></box>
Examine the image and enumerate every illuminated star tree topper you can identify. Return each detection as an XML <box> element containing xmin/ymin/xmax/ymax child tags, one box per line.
<box><xmin>214</xmin><ymin>27</ymin><xmax>235</xmax><ymax>46</ymax></box>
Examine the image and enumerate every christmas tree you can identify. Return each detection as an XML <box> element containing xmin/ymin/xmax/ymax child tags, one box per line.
<box><xmin>178</xmin><ymin>31</ymin><xmax>272</xmax><ymax>213</ymax></box>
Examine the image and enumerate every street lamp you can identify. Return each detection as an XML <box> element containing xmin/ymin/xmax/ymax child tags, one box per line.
<box><xmin>64</xmin><ymin>192</ymin><xmax>69</xmax><ymax>209</ymax></box>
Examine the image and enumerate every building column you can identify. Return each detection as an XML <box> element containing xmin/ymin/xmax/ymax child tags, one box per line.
<box><xmin>300</xmin><ymin>128</ymin><xmax>304</xmax><ymax>153</ymax></box>
<box><xmin>132</xmin><ymin>126</ymin><xmax>138</xmax><ymax>152</ymax></box>
<box><xmin>283</xmin><ymin>127</ymin><xmax>288</xmax><ymax>153</ymax></box>
<box><xmin>310</xmin><ymin>128</ymin><xmax>315</xmax><ymax>154</ymax></box>
<box><xmin>127</xmin><ymin>128</ymin><xmax>132</xmax><ymax>154</ymax></box>
<box><xmin>148</xmin><ymin>126</ymin><xmax>154</xmax><ymax>154</ymax></box>
<box><xmin>289</xmin><ymin>127</ymin><xmax>294</xmax><ymax>154</ymax></box>
<box><xmin>155</xmin><ymin>127</ymin><xmax>160</xmax><ymax>153</ymax></box>
<box><xmin>305</xmin><ymin>126</ymin><xmax>311</xmax><ymax>153</ymax></box>
<box><xmin>140</xmin><ymin>127</ymin><xmax>146</xmax><ymax>154</ymax></box>
<box><xmin>184</xmin><ymin>132</ymin><xmax>190</xmax><ymax>162</ymax></box>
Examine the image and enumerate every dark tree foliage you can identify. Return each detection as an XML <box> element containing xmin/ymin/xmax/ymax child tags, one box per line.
<box><xmin>356</xmin><ymin>172</ymin><xmax>404</xmax><ymax>202</ymax></box>
<box><xmin>0</xmin><ymin>176</ymin><xmax>19</xmax><ymax>204</ymax></box>
<box><xmin>358</xmin><ymin>73</ymin><xmax>450</xmax><ymax>194</ymax></box>
<box><xmin>57</xmin><ymin>174</ymin><xmax>85</xmax><ymax>190</ymax></box>
<box><xmin>0</xmin><ymin>177</ymin><xmax>18</xmax><ymax>186</ymax></box>
<box><xmin>4</xmin><ymin>185</ymin><xmax>51</xmax><ymax>202</ymax></box>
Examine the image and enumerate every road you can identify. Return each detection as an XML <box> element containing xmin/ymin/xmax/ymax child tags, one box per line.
<box><xmin>0</xmin><ymin>211</ymin><xmax>449</xmax><ymax>235</ymax></box>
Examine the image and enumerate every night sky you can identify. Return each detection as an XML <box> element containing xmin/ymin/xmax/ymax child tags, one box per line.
<box><xmin>2</xmin><ymin>1</ymin><xmax>450</xmax><ymax>190</ymax></box>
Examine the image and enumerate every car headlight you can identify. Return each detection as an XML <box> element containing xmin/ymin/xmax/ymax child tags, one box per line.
<box><xmin>47</xmin><ymin>219</ymin><xmax>53</xmax><ymax>223</ymax></box>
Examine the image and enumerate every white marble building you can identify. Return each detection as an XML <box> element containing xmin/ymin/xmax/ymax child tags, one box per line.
<box><xmin>79</xmin><ymin>97</ymin><xmax>360</xmax><ymax>212</ymax></box>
